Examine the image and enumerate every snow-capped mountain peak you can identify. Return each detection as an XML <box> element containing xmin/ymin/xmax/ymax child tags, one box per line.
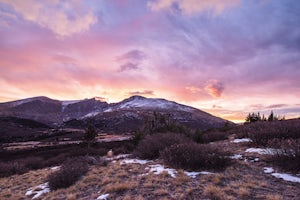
<box><xmin>115</xmin><ymin>96</ymin><xmax>195</xmax><ymax>112</ymax></box>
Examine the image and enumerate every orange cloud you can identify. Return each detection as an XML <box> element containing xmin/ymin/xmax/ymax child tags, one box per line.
<box><xmin>204</xmin><ymin>79</ymin><xmax>224</xmax><ymax>98</ymax></box>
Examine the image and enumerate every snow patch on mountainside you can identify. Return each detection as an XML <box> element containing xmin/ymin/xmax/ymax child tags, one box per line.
<box><xmin>82</xmin><ymin>111</ymin><xmax>101</xmax><ymax>118</ymax></box>
<box><xmin>6</xmin><ymin>97</ymin><xmax>50</xmax><ymax>107</ymax></box>
<box><xmin>62</xmin><ymin>100</ymin><xmax>82</xmax><ymax>106</ymax></box>
<box><xmin>61</xmin><ymin>100</ymin><xmax>82</xmax><ymax>112</ymax></box>
<box><xmin>116</xmin><ymin>97</ymin><xmax>195</xmax><ymax>112</ymax></box>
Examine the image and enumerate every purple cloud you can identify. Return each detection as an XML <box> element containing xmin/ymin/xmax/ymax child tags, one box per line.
<box><xmin>116</xmin><ymin>50</ymin><xmax>146</xmax><ymax>61</ymax></box>
<box><xmin>116</xmin><ymin>50</ymin><xmax>146</xmax><ymax>72</ymax></box>
<box><xmin>128</xmin><ymin>90</ymin><xmax>154</xmax><ymax>96</ymax></box>
<box><xmin>266</xmin><ymin>104</ymin><xmax>288</xmax><ymax>109</ymax></box>
<box><xmin>119</xmin><ymin>62</ymin><xmax>139</xmax><ymax>72</ymax></box>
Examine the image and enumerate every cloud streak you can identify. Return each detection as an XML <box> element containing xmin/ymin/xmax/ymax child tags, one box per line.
<box><xmin>148</xmin><ymin>0</ymin><xmax>241</xmax><ymax>15</ymax></box>
<box><xmin>0</xmin><ymin>0</ymin><xmax>97</xmax><ymax>37</ymax></box>
<box><xmin>128</xmin><ymin>90</ymin><xmax>154</xmax><ymax>96</ymax></box>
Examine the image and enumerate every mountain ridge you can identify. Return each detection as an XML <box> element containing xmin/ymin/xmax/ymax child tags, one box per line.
<box><xmin>0</xmin><ymin>95</ymin><xmax>233</xmax><ymax>133</ymax></box>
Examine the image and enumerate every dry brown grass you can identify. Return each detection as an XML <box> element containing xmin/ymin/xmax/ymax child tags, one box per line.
<box><xmin>203</xmin><ymin>184</ymin><xmax>226</xmax><ymax>200</ymax></box>
<box><xmin>238</xmin><ymin>187</ymin><xmax>250</xmax><ymax>199</ymax></box>
<box><xmin>153</xmin><ymin>188</ymin><xmax>169</xmax><ymax>196</ymax></box>
<box><xmin>212</xmin><ymin>174</ymin><xmax>225</xmax><ymax>185</ymax></box>
<box><xmin>259</xmin><ymin>181</ymin><xmax>268</xmax><ymax>187</ymax></box>
<box><xmin>104</xmin><ymin>182</ymin><xmax>138</xmax><ymax>193</ymax></box>
<box><xmin>266</xmin><ymin>194</ymin><xmax>284</xmax><ymax>200</ymax></box>
<box><xmin>172</xmin><ymin>170</ymin><xmax>189</xmax><ymax>186</ymax></box>
<box><xmin>66</xmin><ymin>193</ymin><xmax>76</xmax><ymax>200</ymax></box>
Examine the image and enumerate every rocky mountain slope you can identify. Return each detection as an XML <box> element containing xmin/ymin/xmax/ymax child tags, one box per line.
<box><xmin>0</xmin><ymin>96</ymin><xmax>233</xmax><ymax>133</ymax></box>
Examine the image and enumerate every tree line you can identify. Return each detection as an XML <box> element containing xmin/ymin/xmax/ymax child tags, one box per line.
<box><xmin>245</xmin><ymin>111</ymin><xmax>285</xmax><ymax>123</ymax></box>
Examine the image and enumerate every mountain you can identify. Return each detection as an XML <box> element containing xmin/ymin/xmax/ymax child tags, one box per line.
<box><xmin>0</xmin><ymin>95</ymin><xmax>233</xmax><ymax>133</ymax></box>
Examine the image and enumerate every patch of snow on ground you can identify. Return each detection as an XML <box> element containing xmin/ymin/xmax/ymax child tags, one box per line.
<box><xmin>230</xmin><ymin>154</ymin><xmax>243</xmax><ymax>159</ymax></box>
<box><xmin>243</xmin><ymin>157</ymin><xmax>260</xmax><ymax>163</ymax></box>
<box><xmin>25</xmin><ymin>183</ymin><xmax>49</xmax><ymax>199</ymax></box>
<box><xmin>264</xmin><ymin>167</ymin><xmax>274</xmax><ymax>173</ymax></box>
<box><xmin>271</xmin><ymin>173</ymin><xmax>300</xmax><ymax>183</ymax></box>
<box><xmin>232</xmin><ymin>138</ymin><xmax>252</xmax><ymax>143</ymax></box>
<box><xmin>146</xmin><ymin>164</ymin><xmax>177</xmax><ymax>178</ymax></box>
<box><xmin>99</xmin><ymin>136</ymin><xmax>132</xmax><ymax>142</ymax></box>
<box><xmin>96</xmin><ymin>193</ymin><xmax>109</xmax><ymax>200</ymax></box>
<box><xmin>184</xmin><ymin>171</ymin><xmax>214</xmax><ymax>178</ymax></box>
<box><xmin>120</xmin><ymin>158</ymin><xmax>149</xmax><ymax>165</ymax></box>
<box><xmin>245</xmin><ymin>148</ymin><xmax>277</xmax><ymax>155</ymax></box>
<box><xmin>263</xmin><ymin>167</ymin><xmax>300</xmax><ymax>183</ymax></box>
<box><xmin>51</xmin><ymin>166</ymin><xmax>60</xmax><ymax>170</ymax></box>
<box><xmin>114</xmin><ymin>154</ymin><xmax>131</xmax><ymax>159</ymax></box>
<box><xmin>106</xmin><ymin>154</ymin><xmax>131</xmax><ymax>161</ymax></box>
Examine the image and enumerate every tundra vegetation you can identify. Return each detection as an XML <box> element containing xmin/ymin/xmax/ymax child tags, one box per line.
<box><xmin>0</xmin><ymin>112</ymin><xmax>299</xmax><ymax>199</ymax></box>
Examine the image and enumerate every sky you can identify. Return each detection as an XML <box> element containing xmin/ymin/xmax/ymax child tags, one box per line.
<box><xmin>0</xmin><ymin>0</ymin><xmax>299</xmax><ymax>122</ymax></box>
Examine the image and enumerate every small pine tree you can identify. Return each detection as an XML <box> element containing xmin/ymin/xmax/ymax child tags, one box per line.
<box><xmin>245</xmin><ymin>113</ymin><xmax>251</xmax><ymax>123</ymax></box>
<box><xmin>268</xmin><ymin>111</ymin><xmax>274</xmax><ymax>121</ymax></box>
<box><xmin>84</xmin><ymin>124</ymin><xmax>97</xmax><ymax>154</ymax></box>
<box><xmin>245</xmin><ymin>112</ymin><xmax>262</xmax><ymax>123</ymax></box>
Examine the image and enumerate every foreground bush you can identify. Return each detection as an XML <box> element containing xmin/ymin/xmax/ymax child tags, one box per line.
<box><xmin>133</xmin><ymin>133</ymin><xmax>192</xmax><ymax>160</ymax></box>
<box><xmin>48</xmin><ymin>157</ymin><xmax>89</xmax><ymax>190</ymax></box>
<box><xmin>268</xmin><ymin>139</ymin><xmax>300</xmax><ymax>172</ymax></box>
<box><xmin>160</xmin><ymin>143</ymin><xmax>231</xmax><ymax>171</ymax></box>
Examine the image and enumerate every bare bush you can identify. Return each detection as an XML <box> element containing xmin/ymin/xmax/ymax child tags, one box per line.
<box><xmin>160</xmin><ymin>143</ymin><xmax>231</xmax><ymax>171</ymax></box>
<box><xmin>47</xmin><ymin>157</ymin><xmax>89</xmax><ymax>190</ymax></box>
<box><xmin>0</xmin><ymin>156</ymin><xmax>45</xmax><ymax>177</ymax></box>
<box><xmin>268</xmin><ymin>139</ymin><xmax>300</xmax><ymax>172</ymax></box>
<box><xmin>0</xmin><ymin>161</ymin><xmax>26</xmax><ymax>177</ymax></box>
<box><xmin>195</xmin><ymin>131</ymin><xmax>229</xmax><ymax>144</ymax></box>
<box><xmin>133</xmin><ymin>133</ymin><xmax>192</xmax><ymax>160</ymax></box>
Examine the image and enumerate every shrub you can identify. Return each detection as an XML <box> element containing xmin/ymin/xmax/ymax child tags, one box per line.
<box><xmin>21</xmin><ymin>156</ymin><xmax>44</xmax><ymax>170</ymax></box>
<box><xmin>196</xmin><ymin>131</ymin><xmax>229</xmax><ymax>144</ymax></box>
<box><xmin>267</xmin><ymin>139</ymin><xmax>300</xmax><ymax>172</ymax></box>
<box><xmin>48</xmin><ymin>157</ymin><xmax>89</xmax><ymax>190</ymax></box>
<box><xmin>0</xmin><ymin>161</ymin><xmax>26</xmax><ymax>177</ymax></box>
<box><xmin>0</xmin><ymin>157</ymin><xmax>44</xmax><ymax>177</ymax></box>
<box><xmin>160</xmin><ymin>143</ymin><xmax>231</xmax><ymax>171</ymax></box>
<box><xmin>131</xmin><ymin>131</ymin><xmax>144</xmax><ymax>146</ymax></box>
<box><xmin>235</xmin><ymin>120</ymin><xmax>300</xmax><ymax>146</ymax></box>
<box><xmin>133</xmin><ymin>133</ymin><xmax>192</xmax><ymax>160</ymax></box>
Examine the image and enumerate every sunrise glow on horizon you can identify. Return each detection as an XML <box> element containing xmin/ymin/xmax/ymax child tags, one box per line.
<box><xmin>0</xmin><ymin>0</ymin><xmax>299</xmax><ymax>122</ymax></box>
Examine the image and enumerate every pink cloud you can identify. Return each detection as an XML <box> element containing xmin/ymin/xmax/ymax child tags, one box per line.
<box><xmin>204</xmin><ymin>79</ymin><xmax>225</xmax><ymax>98</ymax></box>
<box><xmin>0</xmin><ymin>0</ymin><xmax>97</xmax><ymax>37</ymax></box>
